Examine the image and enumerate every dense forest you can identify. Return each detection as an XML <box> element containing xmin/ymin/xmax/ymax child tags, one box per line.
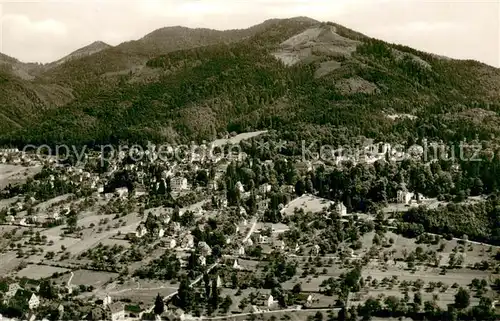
<box><xmin>0</xmin><ymin>19</ymin><xmax>499</xmax><ymax>149</ymax></box>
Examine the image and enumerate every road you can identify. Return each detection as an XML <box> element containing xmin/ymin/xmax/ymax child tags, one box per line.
<box><xmin>183</xmin><ymin>307</ymin><xmax>340</xmax><ymax>320</ymax></box>
<box><xmin>242</xmin><ymin>217</ymin><xmax>258</xmax><ymax>244</ymax></box>
<box><xmin>64</xmin><ymin>271</ymin><xmax>74</xmax><ymax>294</ymax></box>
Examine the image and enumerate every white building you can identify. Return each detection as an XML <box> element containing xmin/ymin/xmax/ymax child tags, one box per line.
<box><xmin>198</xmin><ymin>242</ymin><xmax>212</xmax><ymax>256</ymax></box>
<box><xmin>259</xmin><ymin>183</ymin><xmax>271</xmax><ymax>194</ymax></box>
<box><xmin>238</xmin><ymin>246</ymin><xmax>245</xmax><ymax>256</ymax></box>
<box><xmin>258</xmin><ymin>235</ymin><xmax>269</xmax><ymax>244</ymax></box>
<box><xmin>108</xmin><ymin>302</ymin><xmax>125</xmax><ymax>321</ymax></box>
<box><xmin>135</xmin><ymin>224</ymin><xmax>147</xmax><ymax>238</ymax></box>
<box><xmin>397</xmin><ymin>190</ymin><xmax>414</xmax><ymax>204</ymax></box>
<box><xmin>103</xmin><ymin>295</ymin><xmax>112</xmax><ymax>307</ymax></box>
<box><xmin>4</xmin><ymin>283</ymin><xmax>21</xmax><ymax>302</ymax></box>
<box><xmin>168</xmin><ymin>238</ymin><xmax>177</xmax><ymax>249</ymax></box>
<box><xmin>115</xmin><ymin>187</ymin><xmax>128</xmax><ymax>199</ymax></box>
<box><xmin>171</xmin><ymin>177</ymin><xmax>188</xmax><ymax>192</ymax></box>
<box><xmin>208</xmin><ymin>180</ymin><xmax>218</xmax><ymax>191</ymax></box>
<box><xmin>28</xmin><ymin>294</ymin><xmax>39</xmax><ymax>310</ymax></box>
<box><xmin>158</xmin><ymin>228</ymin><xmax>165</xmax><ymax>238</ymax></box>
<box><xmin>267</xmin><ymin>295</ymin><xmax>276</xmax><ymax>308</ymax></box>
<box><xmin>235</xmin><ymin>181</ymin><xmax>245</xmax><ymax>193</ymax></box>
<box><xmin>335</xmin><ymin>202</ymin><xmax>347</xmax><ymax>216</ymax></box>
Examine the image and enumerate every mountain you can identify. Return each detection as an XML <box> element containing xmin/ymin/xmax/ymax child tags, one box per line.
<box><xmin>1</xmin><ymin>17</ymin><xmax>500</xmax><ymax>148</ymax></box>
<box><xmin>50</xmin><ymin>41</ymin><xmax>112</xmax><ymax>66</ymax></box>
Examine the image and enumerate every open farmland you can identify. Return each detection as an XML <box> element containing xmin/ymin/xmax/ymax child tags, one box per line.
<box><xmin>280</xmin><ymin>194</ymin><xmax>333</xmax><ymax>216</ymax></box>
<box><xmin>56</xmin><ymin>269</ymin><xmax>118</xmax><ymax>287</ymax></box>
<box><xmin>17</xmin><ymin>264</ymin><xmax>70</xmax><ymax>279</ymax></box>
<box><xmin>0</xmin><ymin>164</ymin><xmax>42</xmax><ymax>189</ymax></box>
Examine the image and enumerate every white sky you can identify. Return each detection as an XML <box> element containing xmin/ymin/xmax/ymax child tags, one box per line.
<box><xmin>0</xmin><ymin>0</ymin><xmax>499</xmax><ymax>67</ymax></box>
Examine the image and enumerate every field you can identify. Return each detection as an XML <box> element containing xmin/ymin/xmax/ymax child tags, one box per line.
<box><xmin>0</xmin><ymin>196</ymin><xmax>21</xmax><ymax>210</ymax></box>
<box><xmin>280</xmin><ymin>194</ymin><xmax>333</xmax><ymax>216</ymax></box>
<box><xmin>211</xmin><ymin>131</ymin><xmax>268</xmax><ymax>148</ymax></box>
<box><xmin>17</xmin><ymin>264</ymin><xmax>70</xmax><ymax>279</ymax></box>
<box><xmin>86</xmin><ymin>278</ymin><xmax>179</xmax><ymax>304</ymax></box>
<box><xmin>55</xmin><ymin>269</ymin><xmax>117</xmax><ymax>287</ymax></box>
<box><xmin>0</xmin><ymin>252</ymin><xmax>22</xmax><ymax>276</ymax></box>
<box><xmin>37</xmin><ymin>212</ymin><xmax>140</xmax><ymax>257</ymax></box>
<box><xmin>0</xmin><ymin>164</ymin><xmax>42</xmax><ymax>189</ymax></box>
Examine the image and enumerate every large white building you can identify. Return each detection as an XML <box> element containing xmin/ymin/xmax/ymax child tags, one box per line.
<box><xmin>335</xmin><ymin>202</ymin><xmax>347</xmax><ymax>216</ymax></box>
<box><xmin>171</xmin><ymin>177</ymin><xmax>188</xmax><ymax>192</ymax></box>
<box><xmin>397</xmin><ymin>190</ymin><xmax>414</xmax><ymax>204</ymax></box>
<box><xmin>28</xmin><ymin>294</ymin><xmax>39</xmax><ymax>310</ymax></box>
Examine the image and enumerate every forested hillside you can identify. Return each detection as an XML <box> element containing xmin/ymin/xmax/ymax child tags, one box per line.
<box><xmin>0</xmin><ymin>18</ymin><xmax>500</xmax><ymax>147</ymax></box>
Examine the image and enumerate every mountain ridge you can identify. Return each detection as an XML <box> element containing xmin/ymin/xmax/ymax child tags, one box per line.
<box><xmin>1</xmin><ymin>17</ymin><xmax>500</xmax><ymax>148</ymax></box>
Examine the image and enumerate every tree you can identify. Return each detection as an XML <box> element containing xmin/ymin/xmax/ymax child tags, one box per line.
<box><xmin>454</xmin><ymin>287</ymin><xmax>470</xmax><ymax>310</ymax></box>
<box><xmin>154</xmin><ymin>293</ymin><xmax>164</xmax><ymax>315</ymax></box>
<box><xmin>66</xmin><ymin>210</ymin><xmax>78</xmax><ymax>232</ymax></box>
<box><xmin>177</xmin><ymin>279</ymin><xmax>193</xmax><ymax>311</ymax></box>
<box><xmin>292</xmin><ymin>283</ymin><xmax>302</xmax><ymax>294</ymax></box>
<box><xmin>414</xmin><ymin>292</ymin><xmax>422</xmax><ymax>306</ymax></box>
<box><xmin>209</xmin><ymin>278</ymin><xmax>220</xmax><ymax>311</ymax></box>
<box><xmin>220</xmin><ymin>295</ymin><xmax>232</xmax><ymax>313</ymax></box>
<box><xmin>39</xmin><ymin>280</ymin><xmax>56</xmax><ymax>299</ymax></box>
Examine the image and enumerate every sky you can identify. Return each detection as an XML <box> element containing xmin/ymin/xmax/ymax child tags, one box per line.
<box><xmin>0</xmin><ymin>0</ymin><xmax>499</xmax><ymax>67</ymax></box>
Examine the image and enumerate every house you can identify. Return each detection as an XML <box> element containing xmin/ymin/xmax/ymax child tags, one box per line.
<box><xmin>57</xmin><ymin>304</ymin><xmax>64</xmax><ymax>319</ymax></box>
<box><xmin>28</xmin><ymin>294</ymin><xmax>39</xmax><ymax>309</ymax></box>
<box><xmin>267</xmin><ymin>295</ymin><xmax>276</xmax><ymax>308</ymax></box>
<box><xmin>258</xmin><ymin>235</ymin><xmax>269</xmax><ymax>244</ymax></box>
<box><xmin>108</xmin><ymin>302</ymin><xmax>125</xmax><ymax>321</ymax></box>
<box><xmin>51</xmin><ymin>212</ymin><xmax>60</xmax><ymax>221</ymax></box>
<box><xmin>167</xmin><ymin>238</ymin><xmax>177</xmax><ymax>249</ymax></box>
<box><xmin>335</xmin><ymin>202</ymin><xmax>347</xmax><ymax>216</ymax></box>
<box><xmin>216</xmin><ymin>275</ymin><xmax>222</xmax><ymax>288</ymax></box>
<box><xmin>199</xmin><ymin>256</ymin><xmax>206</xmax><ymax>266</ymax></box>
<box><xmin>198</xmin><ymin>241</ymin><xmax>212</xmax><ymax>256</ymax></box>
<box><xmin>181</xmin><ymin>234</ymin><xmax>194</xmax><ymax>249</ymax></box>
<box><xmin>115</xmin><ymin>187</ymin><xmax>128</xmax><ymax>199</ymax></box>
<box><xmin>295</xmin><ymin>161</ymin><xmax>312</xmax><ymax>172</ymax></box>
<box><xmin>312</xmin><ymin>244</ymin><xmax>320</xmax><ymax>256</ymax></box>
<box><xmin>103</xmin><ymin>294</ymin><xmax>112</xmax><ymax>307</ymax></box>
<box><xmin>397</xmin><ymin>190</ymin><xmax>414</xmax><ymax>204</ymax></box>
<box><xmin>233</xmin><ymin>260</ymin><xmax>241</xmax><ymax>269</ymax></box>
<box><xmin>135</xmin><ymin>224</ymin><xmax>148</xmax><ymax>238</ymax></box>
<box><xmin>134</xmin><ymin>187</ymin><xmax>147</xmax><ymax>198</ymax></box>
<box><xmin>305</xmin><ymin>294</ymin><xmax>314</xmax><ymax>308</ymax></box>
<box><xmin>235</xmin><ymin>181</ymin><xmax>245</xmax><ymax>193</ymax></box>
<box><xmin>5</xmin><ymin>215</ymin><xmax>14</xmax><ymax>225</ymax></box>
<box><xmin>259</xmin><ymin>183</ymin><xmax>271</xmax><ymax>194</ymax></box>
<box><xmin>157</xmin><ymin>228</ymin><xmax>165</xmax><ymax>238</ymax></box>
<box><xmin>208</xmin><ymin>180</ymin><xmax>218</xmax><ymax>191</ymax></box>
<box><xmin>238</xmin><ymin>246</ymin><xmax>245</xmax><ymax>256</ymax></box>
<box><xmin>4</xmin><ymin>283</ymin><xmax>21</xmax><ymax>301</ymax></box>
<box><xmin>171</xmin><ymin>177</ymin><xmax>188</xmax><ymax>192</ymax></box>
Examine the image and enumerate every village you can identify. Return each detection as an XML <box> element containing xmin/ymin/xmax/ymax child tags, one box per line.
<box><xmin>0</xmin><ymin>133</ymin><xmax>497</xmax><ymax>321</ymax></box>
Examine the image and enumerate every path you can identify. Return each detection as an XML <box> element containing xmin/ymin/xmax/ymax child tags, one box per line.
<box><xmin>66</xmin><ymin>271</ymin><xmax>74</xmax><ymax>294</ymax></box>
<box><xmin>185</xmin><ymin>307</ymin><xmax>340</xmax><ymax>320</ymax></box>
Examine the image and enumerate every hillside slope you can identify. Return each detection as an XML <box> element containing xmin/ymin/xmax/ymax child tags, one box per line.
<box><xmin>1</xmin><ymin>18</ymin><xmax>500</xmax><ymax>147</ymax></box>
<box><xmin>0</xmin><ymin>18</ymin><xmax>317</xmax><ymax>136</ymax></box>
<box><xmin>49</xmin><ymin>41</ymin><xmax>112</xmax><ymax>67</ymax></box>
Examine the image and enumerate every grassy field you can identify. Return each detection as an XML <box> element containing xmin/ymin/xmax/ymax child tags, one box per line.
<box><xmin>0</xmin><ymin>164</ymin><xmax>42</xmax><ymax>189</ymax></box>
<box><xmin>17</xmin><ymin>264</ymin><xmax>70</xmax><ymax>279</ymax></box>
<box><xmin>55</xmin><ymin>269</ymin><xmax>117</xmax><ymax>287</ymax></box>
<box><xmin>280</xmin><ymin>194</ymin><xmax>333</xmax><ymax>216</ymax></box>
